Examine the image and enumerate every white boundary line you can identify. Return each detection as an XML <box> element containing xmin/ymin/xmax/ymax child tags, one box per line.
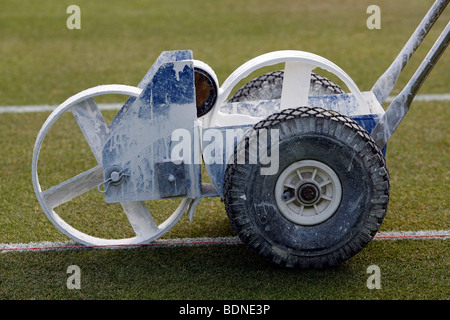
<box><xmin>0</xmin><ymin>230</ymin><xmax>448</xmax><ymax>253</ymax></box>
<box><xmin>0</xmin><ymin>93</ymin><xmax>449</xmax><ymax>114</ymax></box>
<box><xmin>0</xmin><ymin>103</ymin><xmax>123</xmax><ymax>114</ymax></box>
<box><xmin>384</xmin><ymin>93</ymin><xmax>450</xmax><ymax>102</ymax></box>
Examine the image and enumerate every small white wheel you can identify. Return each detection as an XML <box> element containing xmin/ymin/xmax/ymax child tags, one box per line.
<box><xmin>275</xmin><ymin>160</ymin><xmax>342</xmax><ymax>226</ymax></box>
<box><xmin>32</xmin><ymin>85</ymin><xmax>192</xmax><ymax>246</ymax></box>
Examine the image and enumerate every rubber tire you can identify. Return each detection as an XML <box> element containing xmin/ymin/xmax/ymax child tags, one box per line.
<box><xmin>229</xmin><ymin>71</ymin><xmax>344</xmax><ymax>103</ymax></box>
<box><xmin>223</xmin><ymin>106</ymin><xmax>390</xmax><ymax>269</ymax></box>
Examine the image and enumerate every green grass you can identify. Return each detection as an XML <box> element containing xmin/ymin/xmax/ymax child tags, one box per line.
<box><xmin>0</xmin><ymin>0</ymin><xmax>448</xmax><ymax>300</ymax></box>
<box><xmin>1</xmin><ymin>241</ymin><xmax>448</xmax><ymax>300</ymax></box>
<box><xmin>1</xmin><ymin>0</ymin><xmax>448</xmax><ymax>106</ymax></box>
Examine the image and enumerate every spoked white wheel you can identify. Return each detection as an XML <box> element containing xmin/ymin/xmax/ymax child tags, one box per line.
<box><xmin>275</xmin><ymin>160</ymin><xmax>342</xmax><ymax>226</ymax></box>
<box><xmin>32</xmin><ymin>85</ymin><xmax>192</xmax><ymax>246</ymax></box>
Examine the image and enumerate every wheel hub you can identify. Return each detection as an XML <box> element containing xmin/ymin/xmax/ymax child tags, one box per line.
<box><xmin>275</xmin><ymin>160</ymin><xmax>342</xmax><ymax>226</ymax></box>
<box><xmin>297</xmin><ymin>182</ymin><xmax>320</xmax><ymax>204</ymax></box>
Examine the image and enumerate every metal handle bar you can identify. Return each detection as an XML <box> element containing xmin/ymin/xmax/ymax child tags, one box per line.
<box><xmin>371</xmin><ymin>0</ymin><xmax>448</xmax><ymax>105</ymax></box>
<box><xmin>371</xmin><ymin>21</ymin><xmax>450</xmax><ymax>149</ymax></box>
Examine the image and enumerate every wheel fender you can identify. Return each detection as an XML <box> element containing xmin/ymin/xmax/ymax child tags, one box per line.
<box><xmin>209</xmin><ymin>50</ymin><xmax>370</xmax><ymax>125</ymax></box>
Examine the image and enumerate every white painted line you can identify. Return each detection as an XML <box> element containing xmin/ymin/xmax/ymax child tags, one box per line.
<box><xmin>374</xmin><ymin>229</ymin><xmax>450</xmax><ymax>240</ymax></box>
<box><xmin>1</xmin><ymin>230</ymin><xmax>448</xmax><ymax>253</ymax></box>
<box><xmin>0</xmin><ymin>93</ymin><xmax>449</xmax><ymax>114</ymax></box>
<box><xmin>385</xmin><ymin>93</ymin><xmax>450</xmax><ymax>102</ymax></box>
<box><xmin>0</xmin><ymin>103</ymin><xmax>123</xmax><ymax>114</ymax></box>
<box><xmin>0</xmin><ymin>237</ymin><xmax>242</xmax><ymax>253</ymax></box>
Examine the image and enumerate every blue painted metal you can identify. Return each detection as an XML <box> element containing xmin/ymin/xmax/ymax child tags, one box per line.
<box><xmin>109</xmin><ymin>51</ymin><xmax>194</xmax><ymax>132</ymax></box>
<box><xmin>350</xmin><ymin>114</ymin><xmax>387</xmax><ymax>156</ymax></box>
<box><xmin>219</xmin><ymin>93</ymin><xmax>383</xmax><ymax>119</ymax></box>
<box><xmin>203</xmin><ymin>124</ymin><xmax>252</xmax><ymax>198</ymax></box>
<box><xmin>155</xmin><ymin>161</ymin><xmax>187</xmax><ymax>198</ymax></box>
<box><xmin>101</xmin><ymin>52</ymin><xmax>202</xmax><ymax>203</ymax></box>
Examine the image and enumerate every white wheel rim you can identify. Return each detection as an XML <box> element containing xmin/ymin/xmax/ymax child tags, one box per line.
<box><xmin>32</xmin><ymin>85</ymin><xmax>192</xmax><ymax>246</ymax></box>
<box><xmin>275</xmin><ymin>160</ymin><xmax>342</xmax><ymax>226</ymax></box>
